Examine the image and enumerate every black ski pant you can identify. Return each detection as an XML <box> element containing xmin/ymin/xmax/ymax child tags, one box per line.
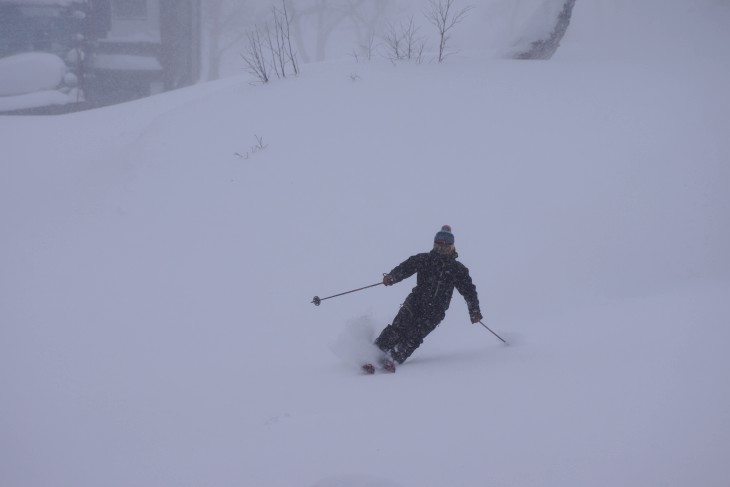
<box><xmin>375</xmin><ymin>294</ymin><xmax>446</xmax><ymax>364</ymax></box>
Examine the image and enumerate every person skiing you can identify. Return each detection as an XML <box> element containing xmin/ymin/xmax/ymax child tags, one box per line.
<box><xmin>373</xmin><ymin>225</ymin><xmax>483</xmax><ymax>369</ymax></box>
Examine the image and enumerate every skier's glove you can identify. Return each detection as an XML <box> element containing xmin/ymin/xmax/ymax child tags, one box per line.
<box><xmin>383</xmin><ymin>274</ymin><xmax>395</xmax><ymax>286</ymax></box>
<box><xmin>470</xmin><ymin>311</ymin><xmax>483</xmax><ymax>324</ymax></box>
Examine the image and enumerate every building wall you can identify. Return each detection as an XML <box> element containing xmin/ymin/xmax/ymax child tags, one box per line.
<box><xmin>89</xmin><ymin>0</ymin><xmax>201</xmax><ymax>105</ymax></box>
<box><xmin>0</xmin><ymin>0</ymin><xmax>201</xmax><ymax>112</ymax></box>
<box><xmin>107</xmin><ymin>0</ymin><xmax>161</xmax><ymax>43</ymax></box>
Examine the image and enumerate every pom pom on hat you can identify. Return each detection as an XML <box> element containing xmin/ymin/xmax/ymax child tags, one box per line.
<box><xmin>434</xmin><ymin>225</ymin><xmax>455</xmax><ymax>245</ymax></box>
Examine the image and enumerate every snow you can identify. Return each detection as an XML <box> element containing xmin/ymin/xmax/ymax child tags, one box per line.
<box><xmin>1</xmin><ymin>1</ymin><xmax>729</xmax><ymax>487</ymax></box>
<box><xmin>0</xmin><ymin>52</ymin><xmax>66</xmax><ymax>96</ymax></box>
<box><xmin>0</xmin><ymin>89</ymin><xmax>72</xmax><ymax>111</ymax></box>
<box><xmin>467</xmin><ymin>0</ymin><xmax>566</xmax><ymax>55</ymax></box>
<box><xmin>0</xmin><ymin>53</ymin><xmax>73</xmax><ymax>112</ymax></box>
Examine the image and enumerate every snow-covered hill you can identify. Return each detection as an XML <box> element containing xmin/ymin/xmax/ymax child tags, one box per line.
<box><xmin>2</xmin><ymin>1</ymin><xmax>729</xmax><ymax>486</ymax></box>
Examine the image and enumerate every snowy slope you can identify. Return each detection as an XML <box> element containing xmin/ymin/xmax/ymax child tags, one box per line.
<box><xmin>2</xmin><ymin>1</ymin><xmax>730</xmax><ymax>486</ymax></box>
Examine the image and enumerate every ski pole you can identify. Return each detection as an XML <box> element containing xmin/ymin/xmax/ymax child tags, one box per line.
<box><xmin>479</xmin><ymin>320</ymin><xmax>508</xmax><ymax>344</ymax></box>
<box><xmin>311</xmin><ymin>282</ymin><xmax>383</xmax><ymax>306</ymax></box>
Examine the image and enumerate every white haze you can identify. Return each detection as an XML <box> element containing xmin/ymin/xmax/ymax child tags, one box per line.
<box><xmin>1</xmin><ymin>1</ymin><xmax>729</xmax><ymax>486</ymax></box>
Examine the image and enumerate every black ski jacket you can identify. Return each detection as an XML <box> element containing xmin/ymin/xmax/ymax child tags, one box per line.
<box><xmin>387</xmin><ymin>250</ymin><xmax>481</xmax><ymax>317</ymax></box>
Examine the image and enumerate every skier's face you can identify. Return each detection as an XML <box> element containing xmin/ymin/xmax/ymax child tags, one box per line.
<box><xmin>433</xmin><ymin>242</ymin><xmax>454</xmax><ymax>255</ymax></box>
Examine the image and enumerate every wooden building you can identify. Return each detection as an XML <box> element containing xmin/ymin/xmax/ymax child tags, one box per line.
<box><xmin>0</xmin><ymin>0</ymin><xmax>201</xmax><ymax>112</ymax></box>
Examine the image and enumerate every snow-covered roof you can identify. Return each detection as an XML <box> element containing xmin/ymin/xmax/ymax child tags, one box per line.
<box><xmin>0</xmin><ymin>52</ymin><xmax>66</xmax><ymax>96</ymax></box>
<box><xmin>0</xmin><ymin>89</ymin><xmax>73</xmax><ymax>112</ymax></box>
<box><xmin>0</xmin><ymin>52</ymin><xmax>77</xmax><ymax>112</ymax></box>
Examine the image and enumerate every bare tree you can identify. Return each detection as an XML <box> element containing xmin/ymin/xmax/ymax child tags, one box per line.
<box><xmin>424</xmin><ymin>0</ymin><xmax>474</xmax><ymax>62</ymax></box>
<box><xmin>382</xmin><ymin>21</ymin><xmax>404</xmax><ymax>60</ymax></box>
<box><xmin>207</xmin><ymin>1</ymin><xmax>389</xmax><ymax>78</ymax></box>
<box><xmin>286</xmin><ymin>0</ymin><xmax>390</xmax><ymax>63</ymax></box>
<box><xmin>240</xmin><ymin>1</ymin><xmax>299</xmax><ymax>84</ymax></box>
<box><xmin>241</xmin><ymin>26</ymin><xmax>270</xmax><ymax>83</ymax></box>
<box><xmin>382</xmin><ymin>16</ymin><xmax>425</xmax><ymax>62</ymax></box>
<box><xmin>265</xmin><ymin>1</ymin><xmax>299</xmax><ymax>78</ymax></box>
<box><xmin>360</xmin><ymin>32</ymin><xmax>377</xmax><ymax>61</ymax></box>
<box><xmin>348</xmin><ymin>0</ymin><xmax>387</xmax><ymax>60</ymax></box>
<box><xmin>264</xmin><ymin>21</ymin><xmax>286</xmax><ymax>79</ymax></box>
<box><xmin>351</xmin><ymin>33</ymin><xmax>377</xmax><ymax>62</ymax></box>
<box><xmin>401</xmin><ymin>16</ymin><xmax>424</xmax><ymax>61</ymax></box>
<box><xmin>287</xmin><ymin>0</ymin><xmax>345</xmax><ymax>63</ymax></box>
<box><xmin>278</xmin><ymin>0</ymin><xmax>299</xmax><ymax>75</ymax></box>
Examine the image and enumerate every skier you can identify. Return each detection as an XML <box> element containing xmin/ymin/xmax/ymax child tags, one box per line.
<box><xmin>373</xmin><ymin>225</ymin><xmax>483</xmax><ymax>370</ymax></box>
